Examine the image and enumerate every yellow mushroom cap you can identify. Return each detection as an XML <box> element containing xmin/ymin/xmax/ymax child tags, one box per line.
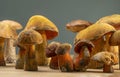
<box><xmin>17</xmin><ymin>29</ymin><xmax>43</xmax><ymax>45</ymax></box>
<box><xmin>25</xmin><ymin>15</ymin><xmax>59</xmax><ymax>40</ymax></box>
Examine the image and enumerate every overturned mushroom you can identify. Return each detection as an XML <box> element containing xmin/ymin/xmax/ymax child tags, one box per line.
<box><xmin>46</xmin><ymin>41</ymin><xmax>60</xmax><ymax>69</ymax></box>
<box><xmin>74</xmin><ymin>40</ymin><xmax>94</xmax><ymax>71</ymax></box>
<box><xmin>17</xmin><ymin>29</ymin><xmax>43</xmax><ymax>71</ymax></box>
<box><xmin>91</xmin><ymin>51</ymin><xmax>117</xmax><ymax>73</ymax></box>
<box><xmin>25</xmin><ymin>15</ymin><xmax>59</xmax><ymax>66</ymax></box>
<box><xmin>66</xmin><ymin>19</ymin><xmax>92</xmax><ymax>32</ymax></box>
<box><xmin>55</xmin><ymin>43</ymin><xmax>73</xmax><ymax>72</ymax></box>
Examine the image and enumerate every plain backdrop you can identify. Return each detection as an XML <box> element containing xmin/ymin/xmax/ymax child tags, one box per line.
<box><xmin>0</xmin><ymin>0</ymin><xmax>120</xmax><ymax>54</ymax></box>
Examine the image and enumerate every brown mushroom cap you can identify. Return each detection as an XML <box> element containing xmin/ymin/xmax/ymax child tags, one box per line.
<box><xmin>74</xmin><ymin>39</ymin><xmax>94</xmax><ymax>54</ymax></box>
<box><xmin>66</xmin><ymin>19</ymin><xmax>93</xmax><ymax>32</ymax></box>
<box><xmin>96</xmin><ymin>14</ymin><xmax>120</xmax><ymax>30</ymax></box>
<box><xmin>17</xmin><ymin>29</ymin><xmax>43</xmax><ymax>45</ymax></box>
<box><xmin>25</xmin><ymin>15</ymin><xmax>59</xmax><ymax>40</ymax></box>
<box><xmin>75</xmin><ymin>23</ymin><xmax>116</xmax><ymax>43</ymax></box>
<box><xmin>46</xmin><ymin>41</ymin><xmax>60</xmax><ymax>57</ymax></box>
<box><xmin>109</xmin><ymin>30</ymin><xmax>120</xmax><ymax>45</ymax></box>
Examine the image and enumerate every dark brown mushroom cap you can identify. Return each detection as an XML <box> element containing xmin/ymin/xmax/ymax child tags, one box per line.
<box><xmin>17</xmin><ymin>29</ymin><xmax>43</xmax><ymax>45</ymax></box>
<box><xmin>96</xmin><ymin>14</ymin><xmax>120</xmax><ymax>30</ymax></box>
<box><xmin>25</xmin><ymin>15</ymin><xmax>59</xmax><ymax>40</ymax></box>
<box><xmin>46</xmin><ymin>41</ymin><xmax>60</xmax><ymax>57</ymax></box>
<box><xmin>75</xmin><ymin>23</ymin><xmax>116</xmax><ymax>43</ymax></box>
<box><xmin>74</xmin><ymin>39</ymin><xmax>94</xmax><ymax>54</ymax></box>
<box><xmin>109</xmin><ymin>30</ymin><xmax>120</xmax><ymax>45</ymax></box>
<box><xmin>66</xmin><ymin>19</ymin><xmax>93</xmax><ymax>32</ymax></box>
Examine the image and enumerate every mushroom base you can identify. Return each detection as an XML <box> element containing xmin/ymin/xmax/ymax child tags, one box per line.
<box><xmin>15</xmin><ymin>56</ymin><xmax>24</xmax><ymax>69</ymax></box>
<box><xmin>49</xmin><ymin>56</ymin><xmax>59</xmax><ymax>69</ymax></box>
<box><xmin>103</xmin><ymin>64</ymin><xmax>114</xmax><ymax>73</ymax></box>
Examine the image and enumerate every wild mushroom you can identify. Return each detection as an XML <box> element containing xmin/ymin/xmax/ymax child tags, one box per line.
<box><xmin>91</xmin><ymin>51</ymin><xmax>117</xmax><ymax>73</ymax></box>
<box><xmin>55</xmin><ymin>43</ymin><xmax>73</xmax><ymax>72</ymax></box>
<box><xmin>25</xmin><ymin>15</ymin><xmax>59</xmax><ymax>66</ymax></box>
<box><xmin>1</xmin><ymin>20</ymin><xmax>22</xmax><ymax>63</ymax></box>
<box><xmin>74</xmin><ymin>40</ymin><xmax>94</xmax><ymax>71</ymax></box>
<box><xmin>66</xmin><ymin>19</ymin><xmax>92</xmax><ymax>32</ymax></box>
<box><xmin>17</xmin><ymin>29</ymin><xmax>43</xmax><ymax>71</ymax></box>
<box><xmin>74</xmin><ymin>23</ymin><xmax>116</xmax><ymax>68</ymax></box>
<box><xmin>46</xmin><ymin>41</ymin><xmax>60</xmax><ymax>69</ymax></box>
<box><xmin>0</xmin><ymin>22</ymin><xmax>18</xmax><ymax>66</ymax></box>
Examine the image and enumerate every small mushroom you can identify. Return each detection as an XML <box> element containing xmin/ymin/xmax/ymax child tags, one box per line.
<box><xmin>91</xmin><ymin>51</ymin><xmax>117</xmax><ymax>73</ymax></box>
<box><xmin>74</xmin><ymin>40</ymin><xmax>94</xmax><ymax>71</ymax></box>
<box><xmin>25</xmin><ymin>15</ymin><xmax>59</xmax><ymax>66</ymax></box>
<box><xmin>66</xmin><ymin>19</ymin><xmax>92</xmax><ymax>32</ymax></box>
<box><xmin>17</xmin><ymin>29</ymin><xmax>43</xmax><ymax>71</ymax></box>
<box><xmin>55</xmin><ymin>43</ymin><xmax>73</xmax><ymax>72</ymax></box>
<box><xmin>46</xmin><ymin>41</ymin><xmax>60</xmax><ymax>69</ymax></box>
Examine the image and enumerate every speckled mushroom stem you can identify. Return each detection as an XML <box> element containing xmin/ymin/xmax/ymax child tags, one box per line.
<box><xmin>49</xmin><ymin>56</ymin><xmax>59</xmax><ymax>69</ymax></box>
<box><xmin>103</xmin><ymin>64</ymin><xmax>114</xmax><ymax>73</ymax></box>
<box><xmin>15</xmin><ymin>47</ymin><xmax>25</xmax><ymax>69</ymax></box>
<box><xmin>0</xmin><ymin>38</ymin><xmax>6</xmax><ymax>66</ymax></box>
<box><xmin>24</xmin><ymin>45</ymin><xmax>38</xmax><ymax>71</ymax></box>
<box><xmin>35</xmin><ymin>31</ymin><xmax>48</xmax><ymax>66</ymax></box>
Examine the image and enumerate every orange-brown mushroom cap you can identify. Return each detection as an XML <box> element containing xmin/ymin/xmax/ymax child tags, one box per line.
<box><xmin>66</xmin><ymin>19</ymin><xmax>93</xmax><ymax>32</ymax></box>
<box><xmin>25</xmin><ymin>15</ymin><xmax>59</xmax><ymax>40</ymax></box>
<box><xmin>74</xmin><ymin>39</ymin><xmax>94</xmax><ymax>54</ymax></box>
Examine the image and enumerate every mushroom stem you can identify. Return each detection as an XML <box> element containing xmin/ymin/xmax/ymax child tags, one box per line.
<box><xmin>0</xmin><ymin>38</ymin><xmax>6</xmax><ymax>66</ymax></box>
<box><xmin>36</xmin><ymin>31</ymin><xmax>48</xmax><ymax>66</ymax></box>
<box><xmin>15</xmin><ymin>47</ymin><xmax>25</xmax><ymax>69</ymax></box>
<box><xmin>49</xmin><ymin>56</ymin><xmax>59</xmax><ymax>69</ymax></box>
<box><xmin>103</xmin><ymin>64</ymin><xmax>114</xmax><ymax>73</ymax></box>
<box><xmin>24</xmin><ymin>45</ymin><xmax>38</xmax><ymax>71</ymax></box>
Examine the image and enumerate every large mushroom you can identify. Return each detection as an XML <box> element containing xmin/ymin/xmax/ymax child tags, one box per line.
<box><xmin>16</xmin><ymin>29</ymin><xmax>43</xmax><ymax>71</ymax></box>
<box><xmin>0</xmin><ymin>20</ymin><xmax>22</xmax><ymax>63</ymax></box>
<box><xmin>25</xmin><ymin>15</ymin><xmax>59</xmax><ymax>66</ymax></box>
<box><xmin>66</xmin><ymin>19</ymin><xmax>92</xmax><ymax>32</ymax></box>
<box><xmin>74</xmin><ymin>23</ymin><xmax>116</xmax><ymax>68</ymax></box>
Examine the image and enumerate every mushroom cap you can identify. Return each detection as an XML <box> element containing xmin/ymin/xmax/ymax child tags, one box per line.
<box><xmin>25</xmin><ymin>15</ymin><xmax>59</xmax><ymax>40</ymax></box>
<box><xmin>17</xmin><ymin>29</ymin><xmax>43</xmax><ymax>45</ymax></box>
<box><xmin>109</xmin><ymin>30</ymin><xmax>120</xmax><ymax>45</ymax></box>
<box><xmin>74</xmin><ymin>39</ymin><xmax>94</xmax><ymax>54</ymax></box>
<box><xmin>46</xmin><ymin>41</ymin><xmax>60</xmax><ymax>57</ymax></box>
<box><xmin>0</xmin><ymin>23</ymin><xmax>18</xmax><ymax>39</ymax></box>
<box><xmin>75</xmin><ymin>23</ymin><xmax>116</xmax><ymax>43</ymax></box>
<box><xmin>66</xmin><ymin>19</ymin><xmax>92</xmax><ymax>32</ymax></box>
<box><xmin>1</xmin><ymin>20</ymin><xmax>23</xmax><ymax>30</ymax></box>
<box><xmin>96</xmin><ymin>14</ymin><xmax>120</xmax><ymax>30</ymax></box>
<box><xmin>55</xmin><ymin>43</ymin><xmax>72</xmax><ymax>55</ymax></box>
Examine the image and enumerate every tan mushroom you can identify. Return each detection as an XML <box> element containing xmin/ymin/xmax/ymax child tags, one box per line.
<box><xmin>91</xmin><ymin>51</ymin><xmax>117</xmax><ymax>73</ymax></box>
<box><xmin>17</xmin><ymin>29</ymin><xmax>43</xmax><ymax>71</ymax></box>
<box><xmin>74</xmin><ymin>23</ymin><xmax>116</xmax><ymax>68</ymax></box>
<box><xmin>66</xmin><ymin>19</ymin><xmax>92</xmax><ymax>32</ymax></box>
<box><xmin>25</xmin><ymin>15</ymin><xmax>59</xmax><ymax>66</ymax></box>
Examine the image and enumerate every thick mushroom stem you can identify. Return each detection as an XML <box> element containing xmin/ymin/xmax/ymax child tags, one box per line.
<box><xmin>24</xmin><ymin>45</ymin><xmax>38</xmax><ymax>71</ymax></box>
<box><xmin>15</xmin><ymin>47</ymin><xmax>25</xmax><ymax>69</ymax></box>
<box><xmin>0</xmin><ymin>38</ymin><xmax>6</xmax><ymax>66</ymax></box>
<box><xmin>49</xmin><ymin>56</ymin><xmax>59</xmax><ymax>69</ymax></box>
<box><xmin>103</xmin><ymin>64</ymin><xmax>114</xmax><ymax>73</ymax></box>
<box><xmin>36</xmin><ymin>31</ymin><xmax>48</xmax><ymax>66</ymax></box>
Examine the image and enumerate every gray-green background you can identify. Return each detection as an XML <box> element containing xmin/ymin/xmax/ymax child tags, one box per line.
<box><xmin>0</xmin><ymin>0</ymin><xmax>120</xmax><ymax>53</ymax></box>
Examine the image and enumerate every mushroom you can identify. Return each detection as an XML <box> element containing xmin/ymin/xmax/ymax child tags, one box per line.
<box><xmin>46</xmin><ymin>41</ymin><xmax>60</xmax><ymax>69</ymax></box>
<box><xmin>17</xmin><ymin>29</ymin><xmax>43</xmax><ymax>71</ymax></box>
<box><xmin>66</xmin><ymin>19</ymin><xmax>93</xmax><ymax>32</ymax></box>
<box><xmin>74</xmin><ymin>23</ymin><xmax>116</xmax><ymax>68</ymax></box>
<box><xmin>55</xmin><ymin>43</ymin><xmax>73</xmax><ymax>72</ymax></box>
<box><xmin>0</xmin><ymin>22</ymin><xmax>19</xmax><ymax>66</ymax></box>
<box><xmin>0</xmin><ymin>20</ymin><xmax>22</xmax><ymax>63</ymax></box>
<box><xmin>73</xmin><ymin>40</ymin><xmax>94</xmax><ymax>71</ymax></box>
<box><xmin>91</xmin><ymin>51</ymin><xmax>117</xmax><ymax>73</ymax></box>
<box><xmin>25</xmin><ymin>15</ymin><xmax>59</xmax><ymax>66</ymax></box>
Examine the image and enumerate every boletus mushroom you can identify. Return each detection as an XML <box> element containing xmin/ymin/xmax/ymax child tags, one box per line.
<box><xmin>46</xmin><ymin>41</ymin><xmax>61</xmax><ymax>69</ymax></box>
<box><xmin>74</xmin><ymin>40</ymin><xmax>94</xmax><ymax>71</ymax></box>
<box><xmin>91</xmin><ymin>51</ymin><xmax>117</xmax><ymax>73</ymax></box>
<box><xmin>55</xmin><ymin>43</ymin><xmax>73</xmax><ymax>72</ymax></box>
<box><xmin>25</xmin><ymin>15</ymin><xmax>59</xmax><ymax>66</ymax></box>
<box><xmin>17</xmin><ymin>29</ymin><xmax>43</xmax><ymax>71</ymax></box>
<box><xmin>66</xmin><ymin>19</ymin><xmax>92</xmax><ymax>32</ymax></box>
